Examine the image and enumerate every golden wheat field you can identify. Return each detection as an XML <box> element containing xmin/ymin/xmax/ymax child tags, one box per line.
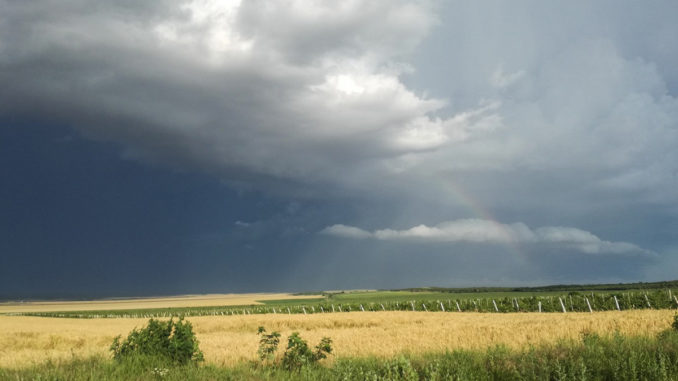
<box><xmin>0</xmin><ymin>293</ymin><xmax>320</xmax><ymax>314</ymax></box>
<box><xmin>0</xmin><ymin>310</ymin><xmax>674</xmax><ymax>369</ymax></box>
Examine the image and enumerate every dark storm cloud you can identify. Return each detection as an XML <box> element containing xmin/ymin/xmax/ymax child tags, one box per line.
<box><xmin>0</xmin><ymin>0</ymin><xmax>451</xmax><ymax>190</ymax></box>
<box><xmin>1</xmin><ymin>0</ymin><xmax>677</xmax><ymax>288</ymax></box>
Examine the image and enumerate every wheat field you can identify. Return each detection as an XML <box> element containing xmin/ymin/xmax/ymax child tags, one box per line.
<box><xmin>0</xmin><ymin>310</ymin><xmax>674</xmax><ymax>369</ymax></box>
<box><xmin>0</xmin><ymin>293</ymin><xmax>320</xmax><ymax>314</ymax></box>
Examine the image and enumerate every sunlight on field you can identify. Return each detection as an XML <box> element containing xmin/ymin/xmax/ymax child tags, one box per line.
<box><xmin>0</xmin><ymin>310</ymin><xmax>674</xmax><ymax>369</ymax></box>
<box><xmin>0</xmin><ymin>293</ymin><xmax>320</xmax><ymax>314</ymax></box>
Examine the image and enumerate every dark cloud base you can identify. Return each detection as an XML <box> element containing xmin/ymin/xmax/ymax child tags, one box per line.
<box><xmin>0</xmin><ymin>123</ymin><xmax>671</xmax><ymax>300</ymax></box>
<box><xmin>2</xmin><ymin>1</ymin><xmax>677</xmax><ymax>298</ymax></box>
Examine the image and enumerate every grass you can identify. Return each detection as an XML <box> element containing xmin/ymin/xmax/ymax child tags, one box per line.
<box><xmin>259</xmin><ymin>298</ymin><xmax>326</xmax><ymax>306</ymax></box>
<box><xmin>3</xmin><ymin>283</ymin><xmax>677</xmax><ymax>379</ymax></box>
<box><xmin>3</xmin><ymin>329</ymin><xmax>678</xmax><ymax>380</ymax></box>
<box><xmin>1</xmin><ymin>310</ymin><xmax>674</xmax><ymax>369</ymax></box>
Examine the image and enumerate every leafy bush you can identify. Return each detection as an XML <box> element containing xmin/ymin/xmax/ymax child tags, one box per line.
<box><xmin>110</xmin><ymin>318</ymin><xmax>204</xmax><ymax>364</ymax></box>
<box><xmin>279</xmin><ymin>332</ymin><xmax>332</xmax><ymax>371</ymax></box>
<box><xmin>673</xmin><ymin>314</ymin><xmax>678</xmax><ymax>331</ymax></box>
<box><xmin>255</xmin><ymin>327</ymin><xmax>332</xmax><ymax>370</ymax></box>
<box><xmin>257</xmin><ymin>326</ymin><xmax>281</xmax><ymax>362</ymax></box>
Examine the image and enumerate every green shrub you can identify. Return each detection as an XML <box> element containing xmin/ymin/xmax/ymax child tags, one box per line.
<box><xmin>281</xmin><ymin>332</ymin><xmax>332</xmax><ymax>371</ymax></box>
<box><xmin>257</xmin><ymin>326</ymin><xmax>281</xmax><ymax>362</ymax></box>
<box><xmin>672</xmin><ymin>314</ymin><xmax>678</xmax><ymax>331</ymax></box>
<box><xmin>110</xmin><ymin>318</ymin><xmax>204</xmax><ymax>364</ymax></box>
<box><xmin>384</xmin><ymin>356</ymin><xmax>418</xmax><ymax>381</ymax></box>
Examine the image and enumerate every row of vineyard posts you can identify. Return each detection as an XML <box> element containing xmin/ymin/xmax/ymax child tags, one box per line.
<box><xmin>15</xmin><ymin>290</ymin><xmax>678</xmax><ymax>319</ymax></box>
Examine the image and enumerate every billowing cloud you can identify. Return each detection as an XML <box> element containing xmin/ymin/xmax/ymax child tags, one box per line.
<box><xmin>3</xmin><ymin>0</ymin><xmax>676</xmax><ymax>207</ymax></box>
<box><xmin>321</xmin><ymin>219</ymin><xmax>653</xmax><ymax>255</ymax></box>
<box><xmin>1</xmin><ymin>0</ymin><xmax>476</xmax><ymax>187</ymax></box>
<box><xmin>1</xmin><ymin>0</ymin><xmax>677</xmax><ymax>276</ymax></box>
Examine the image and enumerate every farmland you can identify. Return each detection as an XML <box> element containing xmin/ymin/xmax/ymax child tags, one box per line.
<box><xmin>1</xmin><ymin>284</ymin><xmax>678</xmax><ymax>379</ymax></box>
<box><xmin>0</xmin><ymin>293</ymin><xmax>322</xmax><ymax>314</ymax></box>
<box><xmin>5</xmin><ymin>287</ymin><xmax>677</xmax><ymax>319</ymax></box>
<box><xmin>0</xmin><ymin>310</ymin><xmax>675</xmax><ymax>370</ymax></box>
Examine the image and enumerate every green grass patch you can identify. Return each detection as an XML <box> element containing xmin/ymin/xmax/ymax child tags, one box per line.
<box><xmin>258</xmin><ymin>298</ymin><xmax>325</xmax><ymax>306</ymax></box>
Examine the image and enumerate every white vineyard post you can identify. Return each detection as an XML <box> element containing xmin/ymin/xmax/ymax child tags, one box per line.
<box><xmin>360</xmin><ymin>304</ymin><xmax>365</xmax><ymax>312</ymax></box>
<box><xmin>311</xmin><ymin>306</ymin><xmax>315</xmax><ymax>313</ymax></box>
<box><xmin>302</xmin><ymin>307</ymin><xmax>307</xmax><ymax>315</ymax></box>
<box><xmin>287</xmin><ymin>307</ymin><xmax>291</xmax><ymax>315</ymax></box>
<box><xmin>673</xmin><ymin>295</ymin><xmax>678</xmax><ymax>307</ymax></box>
<box><xmin>585</xmin><ymin>297</ymin><xmax>593</xmax><ymax>313</ymax></box>
<box><xmin>614</xmin><ymin>295</ymin><xmax>621</xmax><ymax>311</ymax></box>
<box><xmin>381</xmin><ymin>304</ymin><xmax>386</xmax><ymax>311</ymax></box>
<box><xmin>332</xmin><ymin>304</ymin><xmax>335</xmax><ymax>312</ymax></box>
<box><xmin>411</xmin><ymin>301</ymin><xmax>415</xmax><ymax>311</ymax></box>
<box><xmin>492</xmin><ymin>300</ymin><xmax>499</xmax><ymax>312</ymax></box>
<box><xmin>456</xmin><ymin>301</ymin><xmax>461</xmax><ymax>312</ymax></box>
<box><xmin>440</xmin><ymin>302</ymin><xmax>445</xmax><ymax>312</ymax></box>
<box><xmin>513</xmin><ymin>298</ymin><xmax>519</xmax><ymax>312</ymax></box>
<box><xmin>338</xmin><ymin>305</ymin><xmax>342</xmax><ymax>312</ymax></box>
<box><xmin>422</xmin><ymin>304</ymin><xmax>428</xmax><ymax>311</ymax></box>
<box><xmin>559</xmin><ymin>297</ymin><xmax>567</xmax><ymax>313</ymax></box>
<box><xmin>320</xmin><ymin>306</ymin><xmax>324</xmax><ymax>313</ymax></box>
<box><xmin>644</xmin><ymin>294</ymin><xmax>651</xmax><ymax>308</ymax></box>
<box><xmin>538</xmin><ymin>301</ymin><xmax>542</xmax><ymax>313</ymax></box>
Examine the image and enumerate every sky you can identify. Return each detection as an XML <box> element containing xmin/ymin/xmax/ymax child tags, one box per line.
<box><xmin>1</xmin><ymin>0</ymin><xmax>677</xmax><ymax>298</ymax></box>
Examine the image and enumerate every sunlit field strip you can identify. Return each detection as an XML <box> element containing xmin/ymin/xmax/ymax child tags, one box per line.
<box><xmin>0</xmin><ymin>293</ymin><xmax>322</xmax><ymax>314</ymax></box>
<box><xmin>0</xmin><ymin>310</ymin><xmax>673</xmax><ymax>369</ymax></box>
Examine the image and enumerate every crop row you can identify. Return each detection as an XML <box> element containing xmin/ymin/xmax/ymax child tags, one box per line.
<box><xmin>11</xmin><ymin>290</ymin><xmax>678</xmax><ymax>319</ymax></box>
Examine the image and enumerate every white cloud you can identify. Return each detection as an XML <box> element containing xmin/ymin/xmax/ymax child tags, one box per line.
<box><xmin>320</xmin><ymin>224</ymin><xmax>372</xmax><ymax>239</ymax></box>
<box><xmin>321</xmin><ymin>219</ymin><xmax>653</xmax><ymax>256</ymax></box>
<box><xmin>372</xmin><ymin>219</ymin><xmax>533</xmax><ymax>243</ymax></box>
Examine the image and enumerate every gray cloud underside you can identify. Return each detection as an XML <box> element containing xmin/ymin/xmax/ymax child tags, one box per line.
<box><xmin>2</xmin><ymin>0</ymin><xmax>676</xmax><ymax>203</ymax></box>
<box><xmin>1</xmin><ymin>0</ymin><xmax>677</xmax><ymax>266</ymax></box>
<box><xmin>321</xmin><ymin>219</ymin><xmax>653</xmax><ymax>256</ymax></box>
<box><xmin>0</xmin><ymin>0</ymin><xmax>453</xmax><ymax>187</ymax></box>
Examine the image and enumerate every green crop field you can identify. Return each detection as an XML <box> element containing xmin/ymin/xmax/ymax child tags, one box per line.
<box><xmin>6</xmin><ymin>280</ymin><xmax>677</xmax><ymax>319</ymax></box>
